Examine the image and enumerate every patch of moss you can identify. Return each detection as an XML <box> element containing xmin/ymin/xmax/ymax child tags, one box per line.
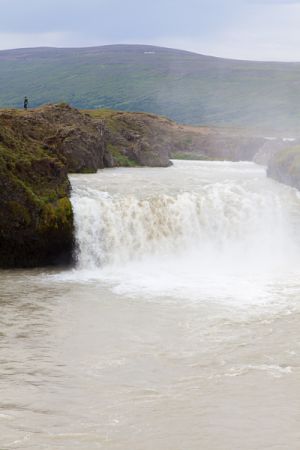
<box><xmin>7</xmin><ymin>200</ymin><xmax>32</xmax><ymax>226</ymax></box>
<box><xmin>274</xmin><ymin>147</ymin><xmax>300</xmax><ymax>173</ymax></box>
<box><xmin>79</xmin><ymin>167</ymin><xmax>97</xmax><ymax>174</ymax></box>
<box><xmin>86</xmin><ymin>109</ymin><xmax>123</xmax><ymax>133</ymax></box>
<box><xmin>107</xmin><ymin>143</ymin><xmax>138</xmax><ymax>167</ymax></box>
<box><xmin>171</xmin><ymin>151</ymin><xmax>216</xmax><ymax>161</ymax></box>
<box><xmin>38</xmin><ymin>197</ymin><xmax>73</xmax><ymax>232</ymax></box>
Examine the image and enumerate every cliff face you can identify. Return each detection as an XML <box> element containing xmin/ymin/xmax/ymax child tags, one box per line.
<box><xmin>39</xmin><ymin>106</ymin><xmax>106</xmax><ymax>173</ymax></box>
<box><xmin>87</xmin><ymin>110</ymin><xmax>173</xmax><ymax>167</ymax></box>
<box><xmin>267</xmin><ymin>146</ymin><xmax>300</xmax><ymax>191</ymax></box>
<box><xmin>0</xmin><ymin>107</ymin><xmax>74</xmax><ymax>268</ymax></box>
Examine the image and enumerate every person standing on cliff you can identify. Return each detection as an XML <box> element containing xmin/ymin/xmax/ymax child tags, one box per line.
<box><xmin>23</xmin><ymin>96</ymin><xmax>28</xmax><ymax>110</ymax></box>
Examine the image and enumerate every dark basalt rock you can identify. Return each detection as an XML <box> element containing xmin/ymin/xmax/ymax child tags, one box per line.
<box><xmin>0</xmin><ymin>104</ymin><xmax>101</xmax><ymax>268</ymax></box>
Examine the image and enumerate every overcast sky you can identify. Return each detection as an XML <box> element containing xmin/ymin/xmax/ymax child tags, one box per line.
<box><xmin>0</xmin><ymin>0</ymin><xmax>300</xmax><ymax>61</ymax></box>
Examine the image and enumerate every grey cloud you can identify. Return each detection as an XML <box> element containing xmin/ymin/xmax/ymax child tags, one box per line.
<box><xmin>0</xmin><ymin>0</ymin><xmax>241</xmax><ymax>38</ymax></box>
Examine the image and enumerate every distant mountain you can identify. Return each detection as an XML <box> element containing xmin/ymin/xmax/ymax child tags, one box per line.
<box><xmin>1</xmin><ymin>44</ymin><xmax>300</xmax><ymax>130</ymax></box>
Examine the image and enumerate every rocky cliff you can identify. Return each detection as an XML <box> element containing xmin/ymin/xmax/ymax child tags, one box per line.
<box><xmin>87</xmin><ymin>109</ymin><xmax>172</xmax><ymax>167</ymax></box>
<box><xmin>0</xmin><ymin>104</ymin><xmax>117</xmax><ymax>268</ymax></box>
<box><xmin>0</xmin><ymin>104</ymin><xmax>272</xmax><ymax>268</ymax></box>
<box><xmin>0</xmin><ymin>107</ymin><xmax>74</xmax><ymax>268</ymax></box>
<box><xmin>0</xmin><ymin>104</ymin><xmax>174</xmax><ymax>268</ymax></box>
<box><xmin>267</xmin><ymin>146</ymin><xmax>300</xmax><ymax>191</ymax></box>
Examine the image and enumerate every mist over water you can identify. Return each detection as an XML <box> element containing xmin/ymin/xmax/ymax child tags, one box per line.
<box><xmin>70</xmin><ymin>161</ymin><xmax>300</xmax><ymax>307</ymax></box>
<box><xmin>1</xmin><ymin>161</ymin><xmax>300</xmax><ymax>450</ymax></box>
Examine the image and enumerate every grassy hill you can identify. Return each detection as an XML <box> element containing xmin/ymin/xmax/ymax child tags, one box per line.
<box><xmin>1</xmin><ymin>44</ymin><xmax>300</xmax><ymax>130</ymax></box>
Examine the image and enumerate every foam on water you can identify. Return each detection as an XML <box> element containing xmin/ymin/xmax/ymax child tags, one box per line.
<box><xmin>60</xmin><ymin>161</ymin><xmax>300</xmax><ymax>307</ymax></box>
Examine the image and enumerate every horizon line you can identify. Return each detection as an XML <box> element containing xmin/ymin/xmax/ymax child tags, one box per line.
<box><xmin>1</xmin><ymin>43</ymin><xmax>300</xmax><ymax>64</ymax></box>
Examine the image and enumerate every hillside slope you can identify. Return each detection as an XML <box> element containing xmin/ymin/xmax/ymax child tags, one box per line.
<box><xmin>1</xmin><ymin>45</ymin><xmax>300</xmax><ymax>129</ymax></box>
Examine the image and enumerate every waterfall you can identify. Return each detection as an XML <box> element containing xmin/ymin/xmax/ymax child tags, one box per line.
<box><xmin>69</xmin><ymin>161</ymin><xmax>300</xmax><ymax>304</ymax></box>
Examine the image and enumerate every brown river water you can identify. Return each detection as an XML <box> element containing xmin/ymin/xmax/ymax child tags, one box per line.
<box><xmin>1</xmin><ymin>161</ymin><xmax>300</xmax><ymax>449</ymax></box>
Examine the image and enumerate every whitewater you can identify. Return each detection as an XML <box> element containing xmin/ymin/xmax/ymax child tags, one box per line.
<box><xmin>70</xmin><ymin>160</ymin><xmax>300</xmax><ymax>307</ymax></box>
<box><xmin>1</xmin><ymin>160</ymin><xmax>300</xmax><ymax>449</ymax></box>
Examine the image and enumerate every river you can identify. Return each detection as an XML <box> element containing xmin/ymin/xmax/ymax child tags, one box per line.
<box><xmin>1</xmin><ymin>160</ymin><xmax>300</xmax><ymax>449</ymax></box>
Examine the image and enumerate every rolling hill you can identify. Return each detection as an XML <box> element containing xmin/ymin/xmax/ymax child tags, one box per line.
<box><xmin>1</xmin><ymin>44</ymin><xmax>300</xmax><ymax>130</ymax></box>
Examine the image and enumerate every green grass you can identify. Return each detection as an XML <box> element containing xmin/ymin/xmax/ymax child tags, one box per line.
<box><xmin>1</xmin><ymin>44</ymin><xmax>300</xmax><ymax>130</ymax></box>
<box><xmin>107</xmin><ymin>143</ymin><xmax>138</xmax><ymax>167</ymax></box>
<box><xmin>268</xmin><ymin>146</ymin><xmax>300</xmax><ymax>190</ymax></box>
<box><xmin>275</xmin><ymin>146</ymin><xmax>300</xmax><ymax>174</ymax></box>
